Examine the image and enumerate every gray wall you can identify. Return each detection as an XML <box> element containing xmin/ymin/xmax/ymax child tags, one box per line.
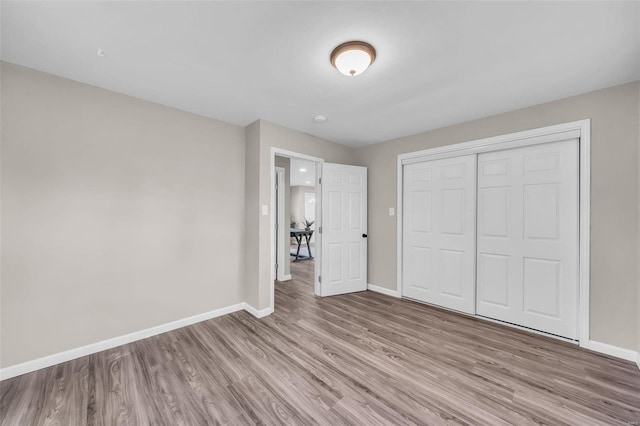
<box><xmin>1</xmin><ymin>62</ymin><xmax>246</xmax><ymax>367</ymax></box>
<box><xmin>290</xmin><ymin>185</ymin><xmax>316</xmax><ymax>230</ymax></box>
<box><xmin>290</xmin><ymin>185</ymin><xmax>317</xmax><ymax>246</ymax></box>
<box><xmin>353</xmin><ymin>81</ymin><xmax>640</xmax><ymax>351</ymax></box>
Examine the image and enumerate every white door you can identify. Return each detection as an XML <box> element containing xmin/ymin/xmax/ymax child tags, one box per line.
<box><xmin>321</xmin><ymin>163</ymin><xmax>367</xmax><ymax>296</ymax></box>
<box><xmin>476</xmin><ymin>139</ymin><xmax>579</xmax><ymax>339</ymax></box>
<box><xmin>402</xmin><ymin>155</ymin><xmax>477</xmax><ymax>314</ymax></box>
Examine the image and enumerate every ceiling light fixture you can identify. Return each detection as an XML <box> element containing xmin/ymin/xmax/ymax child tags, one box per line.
<box><xmin>96</xmin><ymin>49</ymin><xmax>105</xmax><ymax>57</ymax></box>
<box><xmin>313</xmin><ymin>115</ymin><xmax>327</xmax><ymax>123</ymax></box>
<box><xmin>330</xmin><ymin>41</ymin><xmax>376</xmax><ymax>77</ymax></box>
<box><xmin>300</xmin><ymin>168</ymin><xmax>307</xmax><ymax>172</ymax></box>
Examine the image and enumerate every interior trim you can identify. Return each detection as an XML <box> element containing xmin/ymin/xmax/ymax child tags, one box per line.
<box><xmin>585</xmin><ymin>340</ymin><xmax>639</xmax><ymax>363</ymax></box>
<box><xmin>367</xmin><ymin>283</ymin><xmax>401</xmax><ymax>298</ymax></box>
<box><xmin>0</xmin><ymin>302</ymin><xmax>256</xmax><ymax>381</ymax></box>
<box><xmin>275</xmin><ymin>166</ymin><xmax>287</xmax><ymax>282</ymax></box>
<box><xmin>400</xmin><ymin>128</ymin><xmax>581</xmax><ymax>165</ymax></box>
<box><xmin>243</xmin><ymin>303</ymin><xmax>274</xmax><ymax>319</ymax></box>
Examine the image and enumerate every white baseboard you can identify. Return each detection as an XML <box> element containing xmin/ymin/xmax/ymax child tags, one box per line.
<box><xmin>243</xmin><ymin>303</ymin><xmax>274</xmax><ymax>318</ymax></box>
<box><xmin>367</xmin><ymin>283</ymin><xmax>401</xmax><ymax>298</ymax></box>
<box><xmin>6</xmin><ymin>305</ymin><xmax>636</xmax><ymax>382</ymax></box>
<box><xmin>586</xmin><ymin>340</ymin><xmax>638</xmax><ymax>362</ymax></box>
<box><xmin>277</xmin><ymin>274</ymin><xmax>292</xmax><ymax>281</ymax></box>
<box><xmin>0</xmin><ymin>302</ymin><xmax>247</xmax><ymax>381</ymax></box>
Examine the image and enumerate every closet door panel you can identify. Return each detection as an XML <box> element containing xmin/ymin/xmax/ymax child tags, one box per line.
<box><xmin>476</xmin><ymin>140</ymin><xmax>579</xmax><ymax>339</ymax></box>
<box><xmin>476</xmin><ymin>152</ymin><xmax>520</xmax><ymax>324</ymax></box>
<box><xmin>402</xmin><ymin>155</ymin><xmax>476</xmax><ymax>314</ymax></box>
<box><xmin>403</xmin><ymin>162</ymin><xmax>435</xmax><ymax>302</ymax></box>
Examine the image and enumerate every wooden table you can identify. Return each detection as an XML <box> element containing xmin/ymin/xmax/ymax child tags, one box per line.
<box><xmin>290</xmin><ymin>228</ymin><xmax>314</xmax><ymax>262</ymax></box>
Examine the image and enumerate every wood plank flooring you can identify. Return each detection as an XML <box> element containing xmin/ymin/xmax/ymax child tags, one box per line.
<box><xmin>2</xmin><ymin>260</ymin><xmax>639</xmax><ymax>425</ymax></box>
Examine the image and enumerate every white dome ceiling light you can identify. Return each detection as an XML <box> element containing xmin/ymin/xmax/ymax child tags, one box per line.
<box><xmin>330</xmin><ymin>41</ymin><xmax>376</xmax><ymax>77</ymax></box>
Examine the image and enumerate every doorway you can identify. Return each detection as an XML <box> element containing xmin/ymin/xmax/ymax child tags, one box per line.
<box><xmin>273</xmin><ymin>152</ymin><xmax>322</xmax><ymax>299</ymax></box>
<box><xmin>270</xmin><ymin>148</ymin><xmax>369</xmax><ymax>310</ymax></box>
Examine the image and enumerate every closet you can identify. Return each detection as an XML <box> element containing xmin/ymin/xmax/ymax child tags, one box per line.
<box><xmin>402</xmin><ymin>135</ymin><xmax>580</xmax><ymax>340</ymax></box>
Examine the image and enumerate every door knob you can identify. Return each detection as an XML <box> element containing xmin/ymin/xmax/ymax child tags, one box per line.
<box><xmin>362</xmin><ymin>234</ymin><xmax>368</xmax><ymax>238</ymax></box>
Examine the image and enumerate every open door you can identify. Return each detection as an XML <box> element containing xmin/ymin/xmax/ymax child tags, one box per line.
<box><xmin>320</xmin><ymin>163</ymin><xmax>367</xmax><ymax>296</ymax></box>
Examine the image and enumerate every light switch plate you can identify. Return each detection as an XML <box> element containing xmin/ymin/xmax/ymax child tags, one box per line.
<box><xmin>389</xmin><ymin>207</ymin><xmax>395</xmax><ymax>216</ymax></box>
<box><xmin>261</xmin><ymin>205</ymin><xmax>269</xmax><ymax>215</ymax></box>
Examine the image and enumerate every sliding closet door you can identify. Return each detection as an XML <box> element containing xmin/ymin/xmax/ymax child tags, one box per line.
<box><xmin>476</xmin><ymin>139</ymin><xmax>579</xmax><ymax>339</ymax></box>
<box><xmin>402</xmin><ymin>155</ymin><xmax>476</xmax><ymax>314</ymax></box>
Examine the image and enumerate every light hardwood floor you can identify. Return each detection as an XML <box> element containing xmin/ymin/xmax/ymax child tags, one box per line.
<box><xmin>1</xmin><ymin>260</ymin><xmax>639</xmax><ymax>425</ymax></box>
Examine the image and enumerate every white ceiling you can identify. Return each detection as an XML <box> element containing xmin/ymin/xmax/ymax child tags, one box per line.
<box><xmin>290</xmin><ymin>159</ymin><xmax>317</xmax><ymax>187</ymax></box>
<box><xmin>2</xmin><ymin>2</ymin><xmax>639</xmax><ymax>147</ymax></box>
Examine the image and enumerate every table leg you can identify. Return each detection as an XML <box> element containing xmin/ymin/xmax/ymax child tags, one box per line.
<box><xmin>305</xmin><ymin>234</ymin><xmax>313</xmax><ymax>259</ymax></box>
<box><xmin>294</xmin><ymin>234</ymin><xmax>302</xmax><ymax>261</ymax></box>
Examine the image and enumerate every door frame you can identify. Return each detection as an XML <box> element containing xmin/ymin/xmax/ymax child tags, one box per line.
<box><xmin>396</xmin><ymin>119</ymin><xmax>591</xmax><ymax>347</ymax></box>
<box><xmin>275</xmin><ymin>167</ymin><xmax>290</xmax><ymax>281</ymax></box>
<box><xmin>271</xmin><ymin>148</ymin><xmax>324</xmax><ymax>298</ymax></box>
